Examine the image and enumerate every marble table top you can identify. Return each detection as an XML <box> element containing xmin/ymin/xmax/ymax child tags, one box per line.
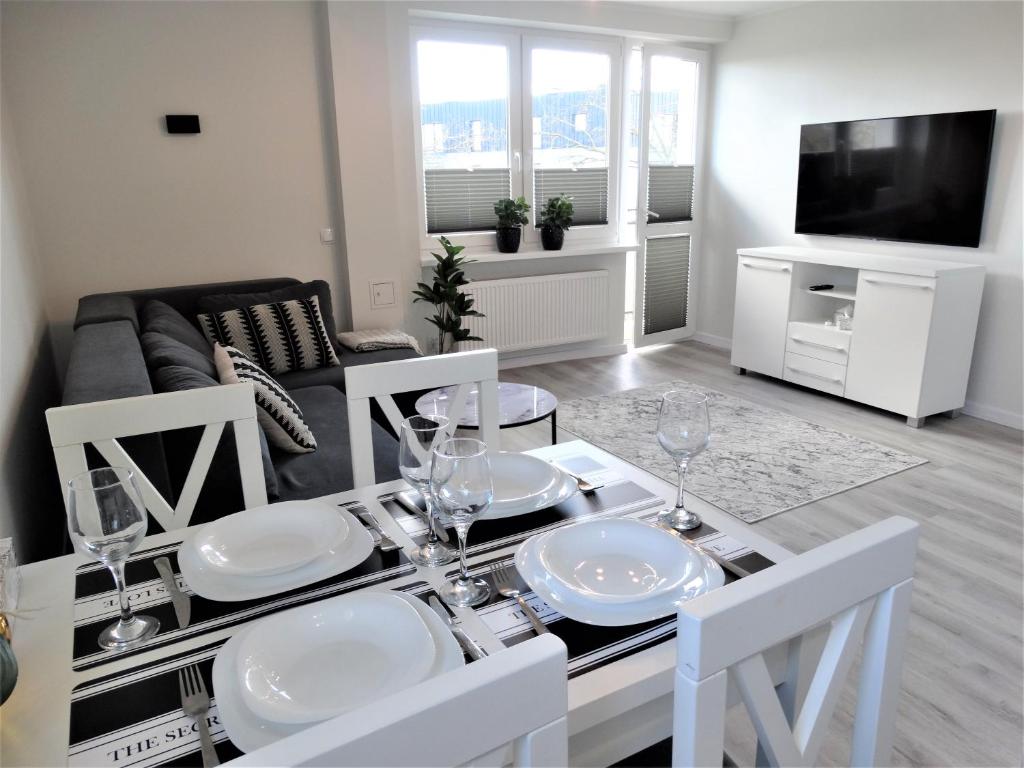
<box><xmin>415</xmin><ymin>381</ymin><xmax>557</xmax><ymax>428</ymax></box>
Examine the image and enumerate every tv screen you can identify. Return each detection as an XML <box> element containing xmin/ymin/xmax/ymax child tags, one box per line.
<box><xmin>795</xmin><ymin>109</ymin><xmax>996</xmax><ymax>248</ymax></box>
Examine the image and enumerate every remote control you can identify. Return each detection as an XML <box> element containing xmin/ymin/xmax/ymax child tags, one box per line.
<box><xmin>808</xmin><ymin>284</ymin><xmax>834</xmax><ymax>291</ymax></box>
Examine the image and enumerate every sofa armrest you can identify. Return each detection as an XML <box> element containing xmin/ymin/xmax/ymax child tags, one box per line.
<box><xmin>63</xmin><ymin>321</ymin><xmax>153</xmax><ymax>405</ymax></box>
<box><xmin>74</xmin><ymin>294</ymin><xmax>140</xmax><ymax>333</ymax></box>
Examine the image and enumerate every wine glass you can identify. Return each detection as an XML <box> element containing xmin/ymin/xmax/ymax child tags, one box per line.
<box><xmin>656</xmin><ymin>391</ymin><xmax>710</xmax><ymax>531</ymax></box>
<box><xmin>399</xmin><ymin>415</ymin><xmax>456</xmax><ymax>567</ymax></box>
<box><xmin>430</xmin><ymin>438</ymin><xmax>493</xmax><ymax>607</ymax></box>
<box><xmin>67</xmin><ymin>467</ymin><xmax>160</xmax><ymax>650</ymax></box>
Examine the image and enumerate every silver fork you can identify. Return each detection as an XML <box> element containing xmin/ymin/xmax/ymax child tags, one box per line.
<box><xmin>178</xmin><ymin>664</ymin><xmax>220</xmax><ymax>768</ymax></box>
<box><xmin>489</xmin><ymin>562</ymin><xmax>549</xmax><ymax>635</ymax></box>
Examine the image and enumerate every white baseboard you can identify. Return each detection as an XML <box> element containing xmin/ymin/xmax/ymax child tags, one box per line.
<box><xmin>692</xmin><ymin>331</ymin><xmax>732</xmax><ymax>350</ymax></box>
<box><xmin>962</xmin><ymin>399</ymin><xmax>1024</xmax><ymax>430</ymax></box>
<box><xmin>498</xmin><ymin>343</ymin><xmax>628</xmax><ymax>370</ymax></box>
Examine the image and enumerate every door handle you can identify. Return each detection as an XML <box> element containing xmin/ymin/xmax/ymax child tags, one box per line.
<box><xmin>863</xmin><ymin>276</ymin><xmax>934</xmax><ymax>290</ymax></box>
<box><xmin>786</xmin><ymin>366</ymin><xmax>843</xmax><ymax>384</ymax></box>
<box><xmin>790</xmin><ymin>336</ymin><xmax>848</xmax><ymax>353</ymax></box>
<box><xmin>742</xmin><ymin>261</ymin><xmax>791</xmax><ymax>273</ymax></box>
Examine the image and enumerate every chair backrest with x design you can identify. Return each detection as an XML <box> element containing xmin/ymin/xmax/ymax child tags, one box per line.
<box><xmin>226</xmin><ymin>633</ymin><xmax>569</xmax><ymax>768</ymax></box>
<box><xmin>344</xmin><ymin>349</ymin><xmax>500</xmax><ymax>487</ymax></box>
<box><xmin>46</xmin><ymin>383</ymin><xmax>268</xmax><ymax>531</ymax></box>
<box><xmin>672</xmin><ymin>516</ymin><xmax>920</xmax><ymax>768</ymax></box>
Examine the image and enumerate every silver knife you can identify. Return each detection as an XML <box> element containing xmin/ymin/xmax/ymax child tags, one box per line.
<box><xmin>428</xmin><ymin>596</ymin><xmax>488</xmax><ymax>659</ymax></box>
<box><xmin>657</xmin><ymin>524</ymin><xmax>753</xmax><ymax>579</ymax></box>
<box><xmin>550</xmin><ymin>462</ymin><xmax>603</xmax><ymax>494</ymax></box>
<box><xmin>356</xmin><ymin>509</ymin><xmax>399</xmax><ymax>552</ymax></box>
<box><xmin>154</xmin><ymin>557</ymin><xmax>191</xmax><ymax>629</ymax></box>
<box><xmin>395</xmin><ymin>491</ymin><xmax>451</xmax><ymax>543</ymax></box>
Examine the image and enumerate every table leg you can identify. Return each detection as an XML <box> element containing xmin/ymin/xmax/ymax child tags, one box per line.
<box><xmin>551</xmin><ymin>410</ymin><xmax>557</xmax><ymax>445</ymax></box>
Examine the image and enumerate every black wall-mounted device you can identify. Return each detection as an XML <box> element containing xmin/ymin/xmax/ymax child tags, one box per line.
<box><xmin>165</xmin><ymin>115</ymin><xmax>200</xmax><ymax>134</ymax></box>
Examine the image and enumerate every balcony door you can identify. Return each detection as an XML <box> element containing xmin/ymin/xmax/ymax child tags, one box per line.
<box><xmin>632</xmin><ymin>45</ymin><xmax>707</xmax><ymax>347</ymax></box>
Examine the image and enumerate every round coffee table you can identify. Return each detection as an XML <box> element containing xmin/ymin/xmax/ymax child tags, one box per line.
<box><xmin>415</xmin><ymin>382</ymin><xmax>559</xmax><ymax>444</ymax></box>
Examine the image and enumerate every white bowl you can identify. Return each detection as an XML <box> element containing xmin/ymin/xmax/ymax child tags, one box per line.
<box><xmin>213</xmin><ymin>591</ymin><xmax>464</xmax><ymax>753</ymax></box>
<box><xmin>236</xmin><ymin>592</ymin><xmax>436</xmax><ymax>724</ymax></box>
<box><xmin>535</xmin><ymin>518</ymin><xmax>700</xmax><ymax>604</ymax></box>
<box><xmin>515</xmin><ymin>523</ymin><xmax>725</xmax><ymax>626</ymax></box>
<box><xmin>192</xmin><ymin>501</ymin><xmax>348</xmax><ymax>577</ymax></box>
<box><xmin>485</xmin><ymin>452</ymin><xmax>576</xmax><ymax>519</ymax></box>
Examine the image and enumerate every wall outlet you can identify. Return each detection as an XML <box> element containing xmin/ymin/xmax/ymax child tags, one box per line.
<box><xmin>320</xmin><ymin>228</ymin><xmax>335</xmax><ymax>244</ymax></box>
<box><xmin>370</xmin><ymin>281</ymin><xmax>396</xmax><ymax>308</ymax></box>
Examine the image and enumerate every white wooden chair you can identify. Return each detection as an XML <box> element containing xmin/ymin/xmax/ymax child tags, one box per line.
<box><xmin>345</xmin><ymin>348</ymin><xmax>500</xmax><ymax>486</ymax></box>
<box><xmin>673</xmin><ymin>516</ymin><xmax>920</xmax><ymax>768</ymax></box>
<box><xmin>227</xmin><ymin>633</ymin><xmax>569</xmax><ymax>767</ymax></box>
<box><xmin>46</xmin><ymin>383</ymin><xmax>267</xmax><ymax>531</ymax></box>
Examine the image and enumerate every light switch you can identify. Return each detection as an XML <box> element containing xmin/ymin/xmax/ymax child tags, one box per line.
<box><xmin>370</xmin><ymin>281</ymin><xmax>396</xmax><ymax>308</ymax></box>
<box><xmin>320</xmin><ymin>228</ymin><xmax>335</xmax><ymax>244</ymax></box>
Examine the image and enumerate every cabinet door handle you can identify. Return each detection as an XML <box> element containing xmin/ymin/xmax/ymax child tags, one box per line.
<box><xmin>790</xmin><ymin>336</ymin><xmax>848</xmax><ymax>353</ymax></box>
<box><xmin>786</xmin><ymin>366</ymin><xmax>843</xmax><ymax>384</ymax></box>
<box><xmin>863</xmin><ymin>276</ymin><xmax>934</xmax><ymax>290</ymax></box>
<box><xmin>741</xmin><ymin>261</ymin><xmax>791</xmax><ymax>272</ymax></box>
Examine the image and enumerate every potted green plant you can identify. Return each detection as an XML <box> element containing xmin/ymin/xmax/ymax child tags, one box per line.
<box><xmin>539</xmin><ymin>194</ymin><xmax>574</xmax><ymax>251</ymax></box>
<box><xmin>493</xmin><ymin>196</ymin><xmax>530</xmax><ymax>253</ymax></box>
<box><xmin>412</xmin><ymin>236</ymin><xmax>485</xmax><ymax>354</ymax></box>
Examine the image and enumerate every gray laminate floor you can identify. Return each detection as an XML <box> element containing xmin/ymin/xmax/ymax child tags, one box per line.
<box><xmin>497</xmin><ymin>341</ymin><xmax>1023</xmax><ymax>768</ymax></box>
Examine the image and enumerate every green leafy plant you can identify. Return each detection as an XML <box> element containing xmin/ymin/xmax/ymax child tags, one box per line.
<box><xmin>540</xmin><ymin>194</ymin><xmax>574</xmax><ymax>230</ymax></box>
<box><xmin>412</xmin><ymin>236</ymin><xmax>485</xmax><ymax>354</ymax></box>
<box><xmin>493</xmin><ymin>196</ymin><xmax>530</xmax><ymax>228</ymax></box>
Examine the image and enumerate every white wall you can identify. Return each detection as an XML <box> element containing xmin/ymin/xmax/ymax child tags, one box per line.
<box><xmin>700</xmin><ymin>1</ymin><xmax>1023</xmax><ymax>428</ymax></box>
<box><xmin>1</xmin><ymin>0</ymin><xmax>347</xmax><ymax>373</ymax></box>
<box><xmin>0</xmin><ymin>93</ymin><xmax>63</xmax><ymax>563</ymax></box>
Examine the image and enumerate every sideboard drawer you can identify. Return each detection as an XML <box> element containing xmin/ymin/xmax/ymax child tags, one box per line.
<box><xmin>783</xmin><ymin>352</ymin><xmax>847</xmax><ymax>397</ymax></box>
<box><xmin>786</xmin><ymin>322</ymin><xmax>851</xmax><ymax>365</ymax></box>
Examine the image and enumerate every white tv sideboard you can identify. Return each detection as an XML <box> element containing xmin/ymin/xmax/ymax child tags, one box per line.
<box><xmin>730</xmin><ymin>246</ymin><xmax>985</xmax><ymax>427</ymax></box>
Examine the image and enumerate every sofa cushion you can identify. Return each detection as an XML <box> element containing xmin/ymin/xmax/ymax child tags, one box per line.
<box><xmin>273</xmin><ymin>385</ymin><xmax>400</xmax><ymax>501</ymax></box>
<box><xmin>141</xmin><ymin>332</ymin><xmax>217</xmax><ymax>379</ymax></box>
<box><xmin>150</xmin><ymin>364</ymin><xmax>278</xmax><ymax>499</ymax></box>
<box><xmin>273</xmin><ymin>365</ymin><xmax>348</xmax><ymax>392</ymax></box>
<box><xmin>140</xmin><ymin>300</ymin><xmax>213</xmax><ymax>358</ymax></box>
<box><xmin>213</xmin><ymin>344</ymin><xmax>317</xmax><ymax>454</ymax></box>
<box><xmin>198</xmin><ymin>296</ymin><xmax>340</xmax><ymax>375</ymax></box>
<box><xmin>196</xmin><ymin>280</ymin><xmax>339</xmax><ymax>343</ymax></box>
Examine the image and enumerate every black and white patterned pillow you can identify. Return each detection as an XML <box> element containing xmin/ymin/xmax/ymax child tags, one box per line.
<box><xmin>198</xmin><ymin>296</ymin><xmax>339</xmax><ymax>375</ymax></box>
<box><xmin>213</xmin><ymin>344</ymin><xmax>317</xmax><ymax>454</ymax></box>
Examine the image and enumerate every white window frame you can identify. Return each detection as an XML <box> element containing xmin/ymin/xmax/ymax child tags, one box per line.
<box><xmin>410</xmin><ymin>22</ymin><xmax>523</xmax><ymax>254</ymax></box>
<box><xmin>521</xmin><ymin>32</ymin><xmax>622</xmax><ymax>249</ymax></box>
<box><xmin>411</xmin><ymin>21</ymin><xmax>623</xmax><ymax>255</ymax></box>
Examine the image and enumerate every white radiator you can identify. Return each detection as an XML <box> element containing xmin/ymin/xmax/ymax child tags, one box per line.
<box><xmin>459</xmin><ymin>270</ymin><xmax>610</xmax><ymax>353</ymax></box>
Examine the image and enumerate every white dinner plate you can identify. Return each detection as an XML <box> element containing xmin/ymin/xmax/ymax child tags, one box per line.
<box><xmin>212</xmin><ymin>591</ymin><xmax>464</xmax><ymax>753</ymax></box>
<box><xmin>237</xmin><ymin>592</ymin><xmax>436</xmax><ymax>724</ymax></box>
<box><xmin>514</xmin><ymin>523</ymin><xmax>725</xmax><ymax>626</ymax></box>
<box><xmin>179</xmin><ymin>507</ymin><xmax>374</xmax><ymax>602</ymax></box>
<box><xmin>483</xmin><ymin>453</ymin><xmax>577</xmax><ymax>519</ymax></box>
<box><xmin>192</xmin><ymin>501</ymin><xmax>349</xmax><ymax>577</ymax></box>
<box><xmin>536</xmin><ymin>518</ymin><xmax>700</xmax><ymax>604</ymax></box>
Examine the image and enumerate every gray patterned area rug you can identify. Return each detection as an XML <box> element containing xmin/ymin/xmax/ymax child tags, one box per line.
<box><xmin>557</xmin><ymin>380</ymin><xmax>928</xmax><ymax>523</ymax></box>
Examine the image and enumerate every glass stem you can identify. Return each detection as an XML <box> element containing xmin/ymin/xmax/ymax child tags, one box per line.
<box><xmin>423</xmin><ymin>493</ymin><xmax>440</xmax><ymax>546</ymax></box>
<box><xmin>109</xmin><ymin>561</ymin><xmax>135</xmax><ymax>625</ymax></box>
<box><xmin>675</xmin><ymin>458</ymin><xmax>690</xmax><ymax>510</ymax></box>
<box><xmin>454</xmin><ymin>522</ymin><xmax>471</xmax><ymax>581</ymax></box>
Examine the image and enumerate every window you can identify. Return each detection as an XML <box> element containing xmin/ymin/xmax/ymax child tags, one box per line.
<box><xmin>413</xmin><ymin>26</ymin><xmax>619</xmax><ymax>249</ymax></box>
<box><xmin>416</xmin><ymin>37</ymin><xmax>513</xmax><ymax>234</ymax></box>
<box><xmin>645</xmin><ymin>56</ymin><xmax>698</xmax><ymax>224</ymax></box>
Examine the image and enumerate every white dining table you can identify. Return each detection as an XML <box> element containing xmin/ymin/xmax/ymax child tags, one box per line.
<box><xmin>0</xmin><ymin>440</ymin><xmax>793</xmax><ymax>768</ymax></box>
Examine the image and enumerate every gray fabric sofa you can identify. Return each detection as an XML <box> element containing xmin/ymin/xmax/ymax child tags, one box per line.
<box><xmin>63</xmin><ymin>277</ymin><xmax>421</xmax><ymax>531</ymax></box>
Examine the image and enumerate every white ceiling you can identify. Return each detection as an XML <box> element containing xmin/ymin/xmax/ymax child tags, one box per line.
<box><xmin>628</xmin><ymin>1</ymin><xmax>800</xmax><ymax>20</ymax></box>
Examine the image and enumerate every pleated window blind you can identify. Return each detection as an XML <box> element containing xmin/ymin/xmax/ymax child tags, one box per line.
<box><xmin>533</xmin><ymin>168</ymin><xmax>609</xmax><ymax>226</ymax></box>
<box><xmin>646</xmin><ymin>165</ymin><xmax>694</xmax><ymax>224</ymax></box>
<box><xmin>424</xmin><ymin>168</ymin><xmax>511</xmax><ymax>234</ymax></box>
<box><xmin>642</xmin><ymin>235</ymin><xmax>690</xmax><ymax>335</ymax></box>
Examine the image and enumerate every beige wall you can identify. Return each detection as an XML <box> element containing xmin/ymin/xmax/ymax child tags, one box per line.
<box><xmin>2</xmin><ymin>0</ymin><xmax>347</xmax><ymax>373</ymax></box>
<box><xmin>0</xmin><ymin>93</ymin><xmax>63</xmax><ymax>563</ymax></box>
<box><xmin>700</xmin><ymin>1</ymin><xmax>1024</xmax><ymax>428</ymax></box>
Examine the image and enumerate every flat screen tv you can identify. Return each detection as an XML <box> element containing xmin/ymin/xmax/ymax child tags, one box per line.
<box><xmin>795</xmin><ymin>109</ymin><xmax>996</xmax><ymax>248</ymax></box>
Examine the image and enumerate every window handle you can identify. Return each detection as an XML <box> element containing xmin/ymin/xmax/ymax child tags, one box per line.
<box><xmin>513</xmin><ymin>151</ymin><xmax>522</xmax><ymax>173</ymax></box>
